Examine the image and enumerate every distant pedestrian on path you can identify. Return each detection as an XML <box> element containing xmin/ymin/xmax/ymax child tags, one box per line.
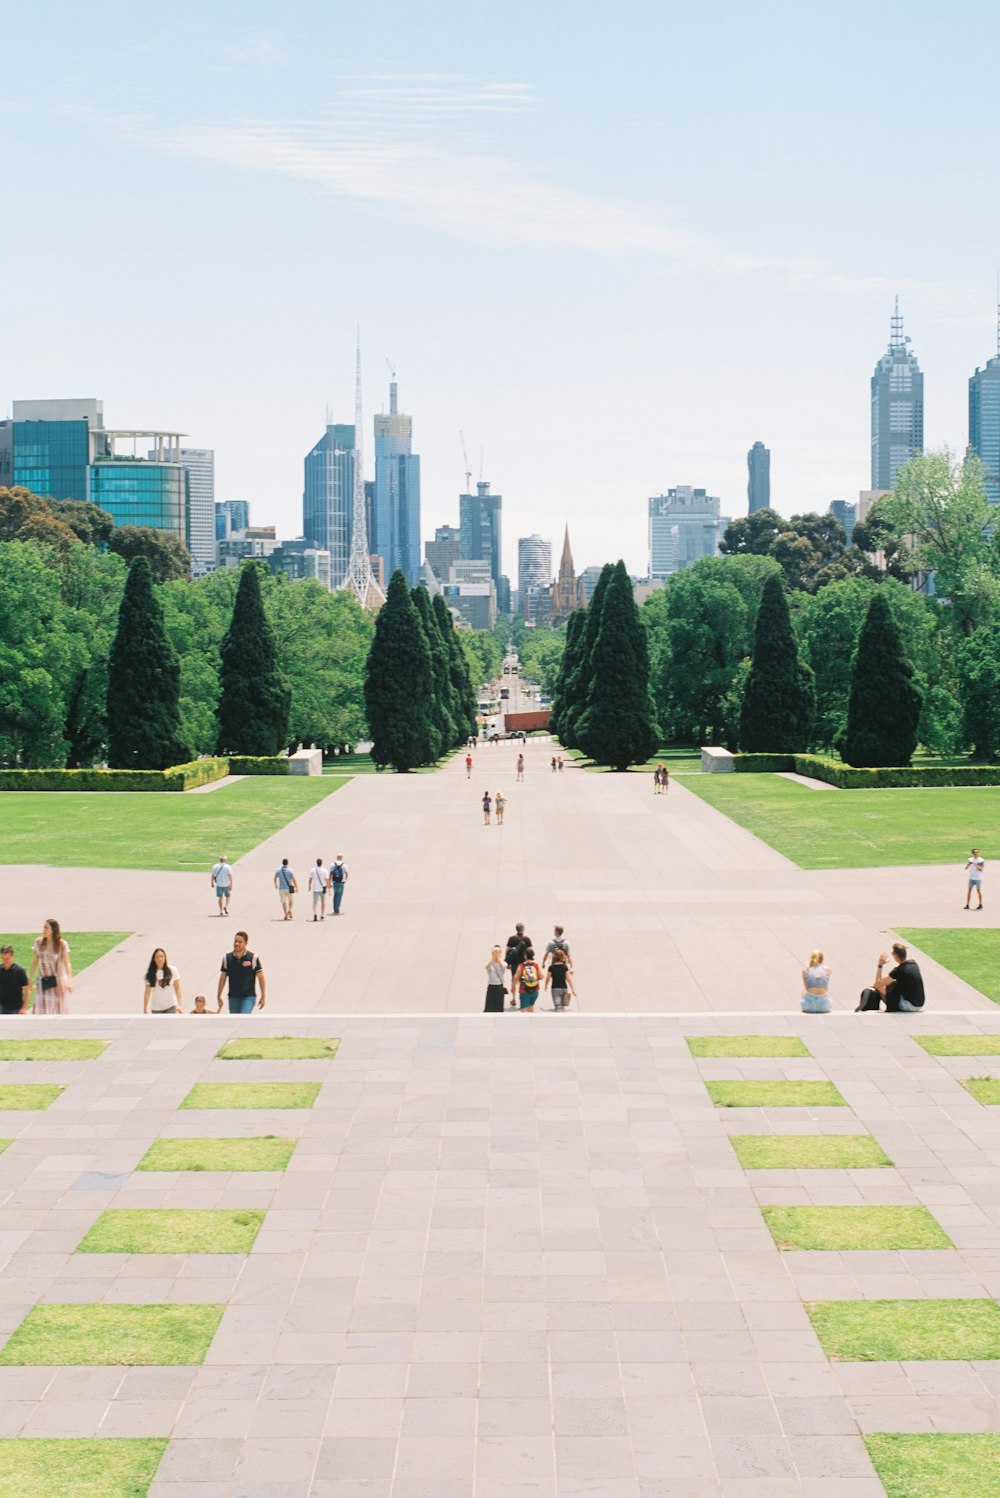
<box><xmin>143</xmin><ymin>948</ymin><xmax>183</xmax><ymax>1014</ymax></box>
<box><xmin>653</xmin><ymin>766</ymin><xmax>662</xmax><ymax>794</ymax></box>
<box><xmin>495</xmin><ymin>791</ymin><xmax>506</xmax><ymax>825</ymax></box>
<box><xmin>482</xmin><ymin>791</ymin><xmax>492</xmax><ymax>824</ymax></box>
<box><xmin>513</xmin><ymin>947</ymin><xmax>541</xmax><ymax>1010</ymax></box>
<box><xmin>516</xmin><ymin>753</ymin><xmax>525</xmax><ymax>782</ymax></box>
<box><xmin>0</xmin><ymin>946</ymin><xmax>30</xmax><ymax>1015</ymax></box>
<box><xmin>308</xmin><ymin>859</ymin><xmax>329</xmax><ymax>921</ymax></box>
<box><xmin>543</xmin><ymin>926</ymin><xmax>570</xmax><ymax>969</ymax></box>
<box><xmin>217</xmin><ymin>930</ymin><xmax>266</xmax><ymax>1014</ymax></box>
<box><xmin>211</xmin><ymin>855</ymin><xmax>233</xmax><ymax>916</ymax></box>
<box><xmin>557</xmin><ymin>756</ymin><xmax>564</xmax><ymax>773</ymax></box>
<box><xmin>965</xmin><ymin>848</ymin><xmax>985</xmax><ymax>910</ymax></box>
<box><xmin>274</xmin><ymin>859</ymin><xmax>298</xmax><ymax>920</ymax></box>
<box><xmin>466</xmin><ymin>753</ymin><xmax>473</xmax><ymax>779</ymax></box>
<box><xmin>330</xmin><ymin>854</ymin><xmax>349</xmax><ymax>915</ymax></box>
<box><xmin>545</xmin><ymin>948</ymin><xmax>575</xmax><ymax>1010</ymax></box>
<box><xmin>551</xmin><ymin>756</ymin><xmax>557</xmax><ymax>773</ymax></box>
<box><xmin>29</xmin><ymin>920</ymin><xmax>72</xmax><ymax>1015</ymax></box>
<box><xmin>484</xmin><ymin>945</ymin><xmax>507</xmax><ymax>1012</ymax></box>
<box><xmin>800</xmin><ymin>949</ymin><xmax>831</xmax><ymax>1014</ymax></box>
<box><xmin>662</xmin><ymin>767</ymin><xmax>669</xmax><ymax>793</ymax></box>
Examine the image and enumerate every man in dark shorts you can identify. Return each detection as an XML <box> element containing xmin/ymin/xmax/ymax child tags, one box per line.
<box><xmin>874</xmin><ymin>942</ymin><xmax>925</xmax><ymax>1012</ymax></box>
<box><xmin>0</xmin><ymin>946</ymin><xmax>29</xmax><ymax>1014</ymax></box>
<box><xmin>505</xmin><ymin>924</ymin><xmax>532</xmax><ymax>1004</ymax></box>
<box><xmin>216</xmin><ymin>931</ymin><xmax>266</xmax><ymax>1015</ymax></box>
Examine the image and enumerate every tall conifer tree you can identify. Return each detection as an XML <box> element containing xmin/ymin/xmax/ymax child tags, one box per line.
<box><xmin>739</xmin><ymin>573</ymin><xmax>815</xmax><ymax>752</ymax></box>
<box><xmin>550</xmin><ymin>608</ymin><xmax>585</xmax><ymax>740</ymax></box>
<box><xmin>107</xmin><ymin>556</ymin><xmax>188</xmax><ymax>769</ymax></box>
<box><xmin>411</xmin><ymin>587</ymin><xmax>447</xmax><ymax>761</ymax></box>
<box><xmin>216</xmin><ymin>562</ymin><xmax>290</xmax><ymax>756</ymax></box>
<box><xmin>561</xmin><ymin>563</ymin><xmax>613</xmax><ymax>748</ymax></box>
<box><xmin>432</xmin><ymin>592</ymin><xmax>476</xmax><ymax>744</ymax></box>
<box><xmin>365</xmin><ymin>570</ymin><xmax>435</xmax><ymax>771</ymax></box>
<box><xmin>838</xmin><ymin>590</ymin><xmax>922</xmax><ymax>766</ymax></box>
<box><xmin>577</xmin><ymin>561</ymin><xmax>658</xmax><ymax>769</ymax></box>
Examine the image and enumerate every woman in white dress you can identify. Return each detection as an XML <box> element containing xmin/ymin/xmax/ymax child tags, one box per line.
<box><xmin>29</xmin><ymin>919</ymin><xmax>72</xmax><ymax>1015</ymax></box>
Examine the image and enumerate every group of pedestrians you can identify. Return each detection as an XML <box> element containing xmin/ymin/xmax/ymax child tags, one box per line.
<box><xmin>0</xmin><ymin>921</ymin><xmax>72</xmax><ymax>1016</ymax></box>
<box><xmin>210</xmin><ymin>852</ymin><xmax>350</xmax><ymax>923</ymax></box>
<box><xmin>142</xmin><ymin>928</ymin><xmax>266</xmax><ymax>1015</ymax></box>
<box><xmin>653</xmin><ymin>765</ymin><xmax>670</xmax><ymax>793</ymax></box>
<box><xmin>481</xmin><ymin>792</ymin><xmax>506</xmax><ymax>825</ymax></box>
<box><xmin>483</xmin><ymin>923</ymin><xmax>576</xmax><ymax>1012</ymax></box>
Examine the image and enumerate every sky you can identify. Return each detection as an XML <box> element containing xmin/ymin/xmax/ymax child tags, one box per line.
<box><xmin>5</xmin><ymin>0</ymin><xmax>1000</xmax><ymax>579</ymax></box>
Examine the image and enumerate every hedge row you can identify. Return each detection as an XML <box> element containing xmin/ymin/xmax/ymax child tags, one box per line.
<box><xmin>729</xmin><ymin>752</ymin><xmax>1000</xmax><ymax>788</ymax></box>
<box><xmin>164</xmin><ymin>758</ymin><xmax>230</xmax><ymax>790</ymax></box>
<box><xmin>228</xmin><ymin>756</ymin><xmax>290</xmax><ymax>776</ymax></box>
<box><xmin>0</xmin><ymin>755</ymin><xmax>289</xmax><ymax>792</ymax></box>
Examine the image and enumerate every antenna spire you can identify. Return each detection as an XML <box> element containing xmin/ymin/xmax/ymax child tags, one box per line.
<box><xmin>341</xmin><ymin>338</ymin><xmax>385</xmax><ymax>612</ymax></box>
<box><xmin>890</xmin><ymin>296</ymin><xmax>904</xmax><ymax>350</ymax></box>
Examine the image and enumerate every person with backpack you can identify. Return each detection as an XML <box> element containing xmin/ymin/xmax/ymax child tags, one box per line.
<box><xmin>329</xmin><ymin>854</ymin><xmax>349</xmax><ymax>915</ymax></box>
<box><xmin>505</xmin><ymin>924</ymin><xmax>531</xmax><ymax>1005</ymax></box>
<box><xmin>513</xmin><ymin>946</ymin><xmax>541</xmax><ymax>1011</ymax></box>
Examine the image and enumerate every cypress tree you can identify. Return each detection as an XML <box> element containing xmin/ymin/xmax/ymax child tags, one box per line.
<box><xmin>433</xmin><ymin>591</ymin><xmax>477</xmax><ymax>744</ymax></box>
<box><xmin>365</xmin><ymin>570</ymin><xmax>435</xmax><ymax>771</ymax></box>
<box><xmin>838</xmin><ymin>589</ymin><xmax>922</xmax><ymax>766</ymax></box>
<box><xmin>216</xmin><ymin>562</ymin><xmax>291</xmax><ymax>756</ymax></box>
<box><xmin>550</xmin><ymin>608</ymin><xmax>585</xmax><ymax>741</ymax></box>
<box><xmin>576</xmin><ymin>561</ymin><xmax>659</xmax><ymax>769</ymax></box>
<box><xmin>739</xmin><ymin>573</ymin><xmax>815</xmax><ymax>752</ymax></box>
<box><xmin>561</xmin><ymin>563</ymin><xmax>613</xmax><ymax>748</ymax></box>
<box><xmin>106</xmin><ymin>556</ymin><xmax>188</xmax><ymax>769</ymax></box>
<box><xmin>411</xmin><ymin>587</ymin><xmax>446</xmax><ymax>761</ymax></box>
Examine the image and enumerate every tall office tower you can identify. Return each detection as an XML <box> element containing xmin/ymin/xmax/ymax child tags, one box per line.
<box><xmin>425</xmin><ymin>524</ymin><xmax>461</xmax><ymax>582</ymax></box>
<box><xmin>12</xmin><ymin>397</ymin><xmax>107</xmax><ymax>502</ymax></box>
<box><xmin>871</xmin><ymin>298</ymin><xmax>924</xmax><ymax>491</ymax></box>
<box><xmin>303</xmin><ymin>422</ymin><xmax>356</xmax><ymax>587</ymax></box>
<box><xmin>747</xmin><ymin>441</ymin><xmax>771</xmax><ymax>513</ymax></box>
<box><xmin>828</xmin><ymin>499</ymin><xmax>857</xmax><ymax>543</ymax></box>
<box><xmin>648</xmin><ymin>487</ymin><xmax>721</xmax><ymax>579</ymax></box>
<box><xmin>518</xmin><ymin>535</ymin><xmax>552</xmax><ymax>594</ymax></box>
<box><xmin>577</xmin><ymin>565</ymin><xmax>604</xmax><ymax>605</ymax></box>
<box><xmin>215</xmin><ymin>499</ymin><xmax>251</xmax><ymax>542</ymax></box>
<box><xmin>969</xmin><ymin>300</ymin><xmax>1000</xmax><ymax>505</ymax></box>
<box><xmin>459</xmin><ymin>480</ymin><xmax>503</xmax><ymax>586</ymax></box>
<box><xmin>550</xmin><ymin>526</ymin><xmax>577</xmax><ymax>621</ymax></box>
<box><xmin>178</xmin><ymin>449</ymin><xmax>215</xmax><ymax>572</ymax></box>
<box><xmin>373</xmin><ymin>377</ymin><xmax>421</xmax><ymax>585</ymax></box>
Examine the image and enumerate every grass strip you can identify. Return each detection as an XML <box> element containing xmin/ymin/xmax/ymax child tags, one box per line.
<box><xmin>181</xmin><ymin>1081</ymin><xmax>320</xmax><ymax>1110</ymax></box>
<box><xmin>687</xmin><ymin>1036</ymin><xmax>809</xmax><ymax>1058</ymax></box>
<box><xmin>0</xmin><ymin>1039</ymin><xmax>107</xmax><ymax>1061</ymax></box>
<box><xmin>730</xmin><ymin>1135</ymin><xmax>891</xmax><ymax>1169</ymax></box>
<box><xmin>78</xmin><ymin>1207</ymin><xmax>265</xmax><ymax>1254</ymax></box>
<box><xmin>0</xmin><ymin>1303</ymin><xmax>224</xmax><ymax>1366</ymax></box>
<box><xmin>216</xmin><ymin>1037</ymin><xmax>339</xmax><ymax>1060</ymax></box>
<box><xmin>137</xmin><ymin>1136</ymin><xmax>296</xmax><ymax>1172</ymax></box>
<box><xmin>865</xmin><ymin>1432</ymin><xmax>1000</xmax><ymax>1498</ymax></box>
<box><xmin>762</xmin><ymin>1204</ymin><xmax>951</xmax><ymax>1251</ymax></box>
<box><xmin>706</xmin><ymin>1080</ymin><xmax>846</xmax><ymax>1108</ymax></box>
<box><xmin>0</xmin><ymin>1084</ymin><xmax>63</xmax><ymax>1110</ymax></box>
<box><xmin>807</xmin><ymin>1299</ymin><xmax>1000</xmax><ymax>1362</ymax></box>
<box><xmin>898</xmin><ymin>928</ymin><xmax>1000</xmax><ymax>1006</ymax></box>
<box><xmin>961</xmin><ymin>1077</ymin><xmax>1000</xmax><ymax>1105</ymax></box>
<box><xmin>0</xmin><ymin>1438</ymin><xmax>167</xmax><ymax>1498</ymax></box>
<box><xmin>916</xmin><ymin>1035</ymin><xmax>1000</xmax><ymax>1056</ymax></box>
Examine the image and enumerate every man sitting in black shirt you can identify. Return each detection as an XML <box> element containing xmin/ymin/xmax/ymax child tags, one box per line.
<box><xmin>0</xmin><ymin>945</ymin><xmax>30</xmax><ymax>1014</ymax></box>
<box><xmin>874</xmin><ymin>942</ymin><xmax>925</xmax><ymax>1012</ymax></box>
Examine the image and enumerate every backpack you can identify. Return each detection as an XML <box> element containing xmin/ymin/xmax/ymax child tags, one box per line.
<box><xmin>521</xmin><ymin>961</ymin><xmax>539</xmax><ymax>990</ymax></box>
<box><xmin>856</xmin><ymin>986</ymin><xmax>881</xmax><ymax>1012</ymax></box>
<box><xmin>330</xmin><ymin>863</ymin><xmax>344</xmax><ymax>883</ymax></box>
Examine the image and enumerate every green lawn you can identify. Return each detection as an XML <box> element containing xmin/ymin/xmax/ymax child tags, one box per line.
<box><xmin>78</xmin><ymin>1208</ymin><xmax>265</xmax><ymax>1254</ymax></box>
<box><xmin>0</xmin><ymin>931</ymin><xmax>127</xmax><ymax>977</ymax></box>
<box><xmin>0</xmin><ymin>1084</ymin><xmax>63</xmax><ymax>1110</ymax></box>
<box><xmin>684</xmin><ymin>774</ymin><xmax>1000</xmax><ymax>868</ymax></box>
<box><xmin>866</xmin><ymin>1433</ymin><xmax>1000</xmax><ymax>1498</ymax></box>
<box><xmin>216</xmin><ymin>1037</ymin><xmax>339</xmax><ymax>1060</ymax></box>
<box><xmin>807</xmin><ymin>1299</ymin><xmax>1000</xmax><ymax>1362</ymax></box>
<box><xmin>0</xmin><ymin>1439</ymin><xmax>167</xmax><ymax>1498</ymax></box>
<box><xmin>687</xmin><ymin>1036</ymin><xmax>810</xmax><ymax>1058</ymax></box>
<box><xmin>0</xmin><ymin>1039</ymin><xmax>107</xmax><ymax>1061</ymax></box>
<box><xmin>180</xmin><ymin>1081</ymin><xmax>320</xmax><ymax>1110</ymax></box>
<box><xmin>960</xmin><ymin>1078</ymin><xmax>1000</xmax><ymax>1105</ymax></box>
<box><xmin>899</xmin><ymin>930</ymin><xmax>1000</xmax><ymax>1005</ymax></box>
<box><xmin>706</xmin><ymin>1080</ymin><xmax>846</xmax><ymax>1108</ymax></box>
<box><xmin>916</xmin><ymin>1035</ymin><xmax>1000</xmax><ymax>1056</ymax></box>
<box><xmin>762</xmin><ymin>1204</ymin><xmax>951</xmax><ymax>1251</ymax></box>
<box><xmin>730</xmin><ymin>1135</ymin><xmax>891</xmax><ymax>1169</ymax></box>
<box><xmin>137</xmin><ymin>1136</ymin><xmax>297</xmax><ymax>1172</ymax></box>
<box><xmin>0</xmin><ymin>778</ymin><xmax>347</xmax><ymax>871</ymax></box>
<box><xmin>0</xmin><ymin>1303</ymin><xmax>223</xmax><ymax>1366</ymax></box>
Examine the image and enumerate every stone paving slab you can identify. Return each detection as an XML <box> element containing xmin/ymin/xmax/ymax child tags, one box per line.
<box><xmin>0</xmin><ymin>1014</ymin><xmax>1000</xmax><ymax>1492</ymax></box>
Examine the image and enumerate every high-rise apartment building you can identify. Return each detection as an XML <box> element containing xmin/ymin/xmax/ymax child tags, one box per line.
<box><xmin>747</xmin><ymin>441</ymin><xmax>771</xmax><ymax>513</ymax></box>
<box><xmin>459</xmin><ymin>481</ymin><xmax>502</xmax><ymax>586</ymax></box>
<box><xmin>518</xmin><ymin>534</ymin><xmax>552</xmax><ymax>594</ymax></box>
<box><xmin>871</xmin><ymin>299</ymin><xmax>924</xmax><ymax>492</ymax></box>
<box><xmin>215</xmin><ymin>499</ymin><xmax>251</xmax><ymax>542</ymax></box>
<box><xmin>828</xmin><ymin>499</ymin><xmax>857</xmax><ymax>543</ymax></box>
<box><xmin>303</xmin><ymin>423</ymin><xmax>356</xmax><ymax>587</ymax></box>
<box><xmin>648</xmin><ymin>488</ymin><xmax>720</xmax><ymax>579</ymax></box>
<box><xmin>178</xmin><ymin>449</ymin><xmax>215</xmax><ymax>572</ymax></box>
<box><xmin>969</xmin><ymin>310</ymin><xmax>1000</xmax><ymax>505</ymax></box>
<box><xmin>373</xmin><ymin>379</ymin><xmax>420</xmax><ymax>585</ymax></box>
<box><xmin>12</xmin><ymin>397</ymin><xmax>107</xmax><ymax>502</ymax></box>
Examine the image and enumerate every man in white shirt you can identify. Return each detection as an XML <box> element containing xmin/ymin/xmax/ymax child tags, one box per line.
<box><xmin>330</xmin><ymin>855</ymin><xmax>349</xmax><ymax>915</ymax></box>
<box><xmin>210</xmin><ymin>856</ymin><xmax>233</xmax><ymax>916</ymax></box>
<box><xmin>965</xmin><ymin>848</ymin><xmax>985</xmax><ymax>911</ymax></box>
<box><xmin>308</xmin><ymin>859</ymin><xmax>329</xmax><ymax>921</ymax></box>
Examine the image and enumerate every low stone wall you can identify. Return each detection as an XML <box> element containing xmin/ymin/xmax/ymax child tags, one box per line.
<box><xmin>700</xmin><ymin>746</ymin><xmax>735</xmax><ymax>773</ymax></box>
<box><xmin>288</xmin><ymin>748</ymin><xmax>323</xmax><ymax>777</ymax></box>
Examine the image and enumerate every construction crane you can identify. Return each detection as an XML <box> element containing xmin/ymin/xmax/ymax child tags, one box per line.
<box><xmin>460</xmin><ymin>432</ymin><xmax>472</xmax><ymax>493</ymax></box>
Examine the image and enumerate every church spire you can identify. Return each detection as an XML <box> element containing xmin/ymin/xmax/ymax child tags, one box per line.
<box><xmin>341</xmin><ymin>339</ymin><xmax>385</xmax><ymax>612</ymax></box>
<box><xmin>558</xmin><ymin>524</ymin><xmax>574</xmax><ymax>580</ymax></box>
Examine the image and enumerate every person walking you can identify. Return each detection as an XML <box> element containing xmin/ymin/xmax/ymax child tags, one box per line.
<box><xmin>800</xmin><ymin>949</ymin><xmax>831</xmax><ymax>1014</ymax></box>
<box><xmin>274</xmin><ymin>859</ymin><xmax>298</xmax><ymax>920</ymax></box>
<box><xmin>217</xmin><ymin>930</ymin><xmax>266</xmax><ymax>1014</ymax></box>
<box><xmin>557</xmin><ymin>756</ymin><xmax>564</xmax><ymax>773</ymax></box>
<box><xmin>545</xmin><ymin>947</ymin><xmax>575</xmax><ymax>1010</ymax></box>
<box><xmin>465</xmin><ymin>753</ymin><xmax>473</xmax><ymax>779</ymax></box>
<box><xmin>513</xmin><ymin>946</ymin><xmax>541</xmax><ymax>1011</ymax></box>
<box><xmin>29</xmin><ymin>920</ymin><xmax>72</xmax><ymax>1015</ymax></box>
<box><xmin>662</xmin><ymin>767</ymin><xmax>670</xmax><ymax>794</ymax></box>
<box><xmin>543</xmin><ymin>926</ymin><xmax>571</xmax><ymax>969</ymax></box>
<box><xmin>143</xmin><ymin>948</ymin><xmax>183</xmax><ymax>1014</ymax></box>
<box><xmin>516</xmin><ymin>752</ymin><xmax>525</xmax><ymax>782</ymax></box>
<box><xmin>551</xmin><ymin>756</ymin><xmax>557</xmax><ymax>773</ymax></box>
<box><xmin>965</xmin><ymin>848</ymin><xmax>985</xmax><ymax>910</ymax></box>
<box><xmin>307</xmin><ymin>858</ymin><xmax>329</xmax><ymax>921</ymax></box>
<box><xmin>329</xmin><ymin>855</ymin><xmax>349</xmax><ymax>915</ymax></box>
<box><xmin>495</xmin><ymin>791</ymin><xmax>506</xmax><ymax>825</ymax></box>
<box><xmin>653</xmin><ymin>766</ymin><xmax>662</xmax><ymax>794</ymax></box>
<box><xmin>484</xmin><ymin>944</ymin><xmax>507</xmax><ymax>1012</ymax></box>
<box><xmin>0</xmin><ymin>946</ymin><xmax>30</xmax><ymax>1015</ymax></box>
<box><xmin>505</xmin><ymin>924</ymin><xmax>531</xmax><ymax>1004</ymax></box>
<box><xmin>482</xmin><ymin>790</ymin><xmax>492</xmax><ymax>825</ymax></box>
<box><xmin>210</xmin><ymin>855</ymin><xmax>233</xmax><ymax>916</ymax></box>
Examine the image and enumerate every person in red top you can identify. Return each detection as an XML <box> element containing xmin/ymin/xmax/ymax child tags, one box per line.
<box><xmin>465</xmin><ymin>754</ymin><xmax>473</xmax><ymax>779</ymax></box>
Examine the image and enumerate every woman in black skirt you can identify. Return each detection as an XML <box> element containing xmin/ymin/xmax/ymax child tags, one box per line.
<box><xmin>484</xmin><ymin>944</ymin><xmax>507</xmax><ymax>1011</ymax></box>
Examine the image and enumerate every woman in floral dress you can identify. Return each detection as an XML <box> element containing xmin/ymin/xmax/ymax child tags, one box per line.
<box><xmin>29</xmin><ymin>919</ymin><xmax>72</xmax><ymax>1015</ymax></box>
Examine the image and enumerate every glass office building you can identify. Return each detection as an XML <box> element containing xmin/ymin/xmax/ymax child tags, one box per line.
<box><xmin>970</xmin><ymin>354</ymin><xmax>1000</xmax><ymax>506</ymax></box>
<box><xmin>459</xmin><ymin>481</ymin><xmax>502</xmax><ymax>587</ymax></box>
<box><xmin>747</xmin><ymin>441</ymin><xmax>771</xmax><ymax>513</ymax></box>
<box><xmin>303</xmin><ymin>423</ymin><xmax>356</xmax><ymax>585</ymax></box>
<box><xmin>89</xmin><ymin>461</ymin><xmax>188</xmax><ymax>534</ymax></box>
<box><xmin>373</xmin><ymin>380</ymin><xmax>421</xmax><ymax>585</ymax></box>
<box><xmin>871</xmin><ymin>301</ymin><xmax>924</xmax><ymax>492</ymax></box>
<box><xmin>13</xmin><ymin>418</ymin><xmax>94</xmax><ymax>502</ymax></box>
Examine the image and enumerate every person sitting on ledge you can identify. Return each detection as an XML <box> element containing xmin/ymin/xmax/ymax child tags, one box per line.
<box><xmin>873</xmin><ymin>942</ymin><xmax>925</xmax><ymax>1012</ymax></box>
<box><xmin>801</xmin><ymin>949</ymin><xmax>831</xmax><ymax>1014</ymax></box>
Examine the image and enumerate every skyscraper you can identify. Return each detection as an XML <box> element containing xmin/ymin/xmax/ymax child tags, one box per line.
<box><xmin>373</xmin><ymin>378</ymin><xmax>420</xmax><ymax>585</ymax></box>
<box><xmin>178</xmin><ymin>449</ymin><xmax>215</xmax><ymax>572</ymax></box>
<box><xmin>303</xmin><ymin>423</ymin><xmax>356</xmax><ymax>587</ymax></box>
<box><xmin>518</xmin><ymin>534</ymin><xmax>552</xmax><ymax>594</ymax></box>
<box><xmin>425</xmin><ymin>524</ymin><xmax>461</xmax><ymax>582</ymax></box>
<box><xmin>747</xmin><ymin>441</ymin><xmax>771</xmax><ymax>513</ymax></box>
<box><xmin>648</xmin><ymin>488</ymin><xmax>720</xmax><ymax>579</ymax></box>
<box><xmin>12</xmin><ymin>397</ymin><xmax>107</xmax><ymax>502</ymax></box>
<box><xmin>459</xmin><ymin>481</ymin><xmax>502</xmax><ymax>587</ymax></box>
<box><xmin>871</xmin><ymin>299</ymin><xmax>924</xmax><ymax>492</ymax></box>
<box><xmin>969</xmin><ymin>299</ymin><xmax>1000</xmax><ymax>506</ymax></box>
<box><xmin>216</xmin><ymin>499</ymin><xmax>251</xmax><ymax>542</ymax></box>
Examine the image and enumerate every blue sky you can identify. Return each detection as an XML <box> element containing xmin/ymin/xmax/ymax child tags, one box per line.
<box><xmin>5</xmin><ymin>0</ymin><xmax>1000</xmax><ymax>576</ymax></box>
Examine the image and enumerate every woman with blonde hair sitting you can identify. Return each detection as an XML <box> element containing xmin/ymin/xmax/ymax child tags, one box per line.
<box><xmin>801</xmin><ymin>950</ymin><xmax>832</xmax><ymax>1014</ymax></box>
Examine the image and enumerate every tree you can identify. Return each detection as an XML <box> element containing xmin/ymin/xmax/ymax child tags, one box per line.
<box><xmin>0</xmin><ymin>542</ymin><xmax>75</xmax><ymax>766</ymax></box>
<box><xmin>838</xmin><ymin>590</ymin><xmax>922</xmax><ymax>766</ymax></box>
<box><xmin>269</xmin><ymin>583</ymin><xmax>372</xmax><ymax>750</ymax></box>
<box><xmin>411</xmin><ymin>587</ymin><xmax>449</xmax><ymax>760</ymax></box>
<box><xmin>106</xmin><ymin>557</ymin><xmax>188</xmax><ymax>769</ymax></box>
<box><xmin>739</xmin><ymin>574</ymin><xmax>815</xmax><ymax>751</ymax></box>
<box><xmin>959</xmin><ymin>619</ymin><xmax>1000</xmax><ymax>759</ymax></box>
<box><xmin>560</xmin><ymin>563</ymin><xmax>613</xmax><ymax>747</ymax></box>
<box><xmin>365</xmin><ymin>571</ymin><xmax>435</xmax><ymax>771</ymax></box>
<box><xmin>645</xmin><ymin>568</ymin><xmax>748</xmax><ymax>744</ymax></box>
<box><xmin>434</xmin><ymin>592</ymin><xmax>477</xmax><ymax>744</ymax></box>
<box><xmin>550</xmin><ymin>609</ymin><xmax>585</xmax><ymax>740</ymax></box>
<box><xmin>109</xmin><ymin>526</ymin><xmax>192</xmax><ymax>583</ymax></box>
<box><xmin>576</xmin><ymin>561</ymin><xmax>658</xmax><ymax>770</ymax></box>
<box><xmin>719</xmin><ymin>507</ymin><xmax>785</xmax><ymax>558</ymax></box>
<box><xmin>52</xmin><ymin>499</ymin><xmax>116</xmax><ymax>548</ymax></box>
<box><xmin>517</xmin><ymin>625</ymin><xmax>566</xmax><ymax>698</ymax></box>
<box><xmin>216</xmin><ymin>562</ymin><xmax>290</xmax><ymax>756</ymax></box>
<box><xmin>461</xmin><ymin>627</ymin><xmax>502</xmax><ymax>689</ymax></box>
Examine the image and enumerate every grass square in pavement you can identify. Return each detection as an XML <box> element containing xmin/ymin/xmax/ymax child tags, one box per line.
<box><xmin>0</xmin><ymin>932</ymin><xmax>127</xmax><ymax>978</ymax></box>
<box><xmin>730</xmin><ymin>1135</ymin><xmax>891</xmax><ymax>1169</ymax></box>
<box><xmin>916</xmin><ymin>1035</ymin><xmax>1000</xmax><ymax>1056</ymax></box>
<box><xmin>0</xmin><ymin>1302</ymin><xmax>223</xmax><ymax>1365</ymax></box>
<box><xmin>137</xmin><ymin>1136</ymin><xmax>296</xmax><ymax>1172</ymax></box>
<box><xmin>181</xmin><ymin>1081</ymin><xmax>320</xmax><ymax>1110</ymax></box>
<box><xmin>866</xmin><ymin>1433</ymin><xmax>1000</xmax><ymax>1497</ymax></box>
<box><xmin>0</xmin><ymin>1038</ymin><xmax>107</xmax><ymax>1061</ymax></box>
<box><xmin>0</xmin><ymin>1084</ymin><xmax>63</xmax><ymax>1110</ymax></box>
<box><xmin>78</xmin><ymin>1208</ymin><xmax>265</xmax><ymax>1254</ymax></box>
<box><xmin>899</xmin><ymin>928</ymin><xmax>1000</xmax><ymax>1006</ymax></box>
<box><xmin>960</xmin><ymin>1077</ymin><xmax>1000</xmax><ymax>1105</ymax></box>
<box><xmin>687</xmin><ymin>1036</ymin><xmax>810</xmax><ymax>1058</ymax></box>
<box><xmin>217</xmin><ymin>1036</ymin><xmax>339</xmax><ymax>1060</ymax></box>
<box><xmin>807</xmin><ymin>1299</ymin><xmax>1000</xmax><ymax>1362</ymax></box>
<box><xmin>0</xmin><ymin>1438</ymin><xmax>167</xmax><ymax>1498</ymax></box>
<box><xmin>706</xmin><ymin>1080</ymin><xmax>846</xmax><ymax>1108</ymax></box>
<box><xmin>762</xmin><ymin>1204</ymin><xmax>951</xmax><ymax>1251</ymax></box>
